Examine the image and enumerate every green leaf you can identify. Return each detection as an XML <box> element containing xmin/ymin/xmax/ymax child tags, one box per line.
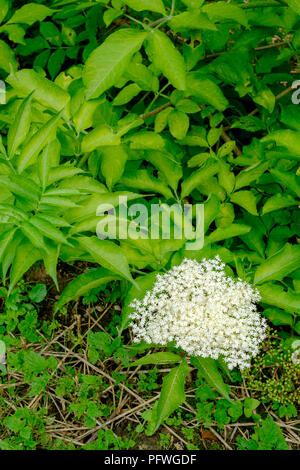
<box><xmin>129</xmin><ymin>352</ymin><xmax>182</xmax><ymax>367</ymax></box>
<box><xmin>66</xmin><ymin>191</ymin><xmax>141</xmax><ymax>223</ymax></box>
<box><xmin>78</xmin><ymin>236</ymin><xmax>134</xmax><ymax>284</ymax></box>
<box><xmin>262</xmin><ymin>193</ymin><xmax>298</xmax><ymax>215</ymax></box>
<box><xmin>203</xmin><ymin>1</ymin><xmax>248</xmax><ymax>26</ymax></box>
<box><xmin>146</xmin><ymin>361</ymin><xmax>190</xmax><ymax>435</ymax></box>
<box><xmin>181</xmin><ymin>160</ymin><xmax>219</xmax><ymax>198</ymax></box>
<box><xmin>122</xmin><ymin>0</ymin><xmax>166</xmax><ymax>14</ymax></box>
<box><xmin>81</xmin><ymin>125</ymin><xmax>120</xmax><ymax>152</ymax></box>
<box><xmin>186</xmin><ymin>73</ymin><xmax>228</xmax><ymax>111</ymax></box>
<box><xmin>253</xmin><ymin>88</ymin><xmax>275</xmax><ymax>113</ymax></box>
<box><xmin>113</xmin><ymin>83</ymin><xmax>141</xmax><ymax>106</ymax></box>
<box><xmin>235</xmin><ymin>162</ymin><xmax>268</xmax><ymax>190</ymax></box>
<box><xmin>101</xmin><ymin>145</ymin><xmax>128</xmax><ymax>191</ymax></box>
<box><xmin>263</xmin><ymin>308</ymin><xmax>293</xmax><ymax>327</ymax></box>
<box><xmin>0</xmin><ymin>175</ymin><xmax>40</xmax><ymax>202</ymax></box>
<box><xmin>48</xmin><ymin>49</ymin><xmax>65</xmax><ymax>80</ymax></box>
<box><xmin>83</xmin><ymin>29</ymin><xmax>147</xmax><ymax>99</ymax></box>
<box><xmin>168</xmin><ymin>110</ymin><xmax>189</xmax><ymax>140</ymax></box>
<box><xmin>128</xmin><ymin>131</ymin><xmax>165</xmax><ymax>150</ymax></box>
<box><xmin>259</xmin><ymin>283</ymin><xmax>300</xmax><ymax>314</ymax></box>
<box><xmin>269</xmin><ymin>168</ymin><xmax>300</xmax><ymax>198</ymax></box>
<box><xmin>7</xmin><ymin>92</ymin><xmax>33</xmax><ymax>159</ymax></box>
<box><xmin>286</xmin><ymin>0</ymin><xmax>300</xmax><ymax>15</ymax></box>
<box><xmin>154</xmin><ymin>107</ymin><xmax>173</xmax><ymax>133</ymax></box>
<box><xmin>54</xmin><ymin>267</ymin><xmax>121</xmax><ymax>313</ymax></box>
<box><xmin>243</xmin><ymin>398</ymin><xmax>260</xmax><ymax>418</ymax></box>
<box><xmin>121</xmin><ymin>169</ymin><xmax>173</xmax><ymax>199</ymax></box>
<box><xmin>38</xmin><ymin>143</ymin><xmax>52</xmax><ymax>190</ymax></box>
<box><xmin>204</xmin><ymin>194</ymin><xmax>220</xmax><ymax>233</ymax></box>
<box><xmin>207</xmin><ymin>223</ymin><xmax>251</xmax><ymax>244</ymax></box>
<box><xmin>230</xmin><ymin>190</ymin><xmax>258</xmax><ymax>216</ymax></box>
<box><xmin>262</xmin><ymin>130</ymin><xmax>300</xmax><ymax>156</ymax></box>
<box><xmin>169</xmin><ymin>10</ymin><xmax>217</xmax><ymax>32</ymax></box>
<box><xmin>280</xmin><ymin>105</ymin><xmax>300</xmax><ymax>131</ymax></box>
<box><xmin>0</xmin><ymin>228</ymin><xmax>17</xmax><ymax>262</ymax></box>
<box><xmin>0</xmin><ymin>39</ymin><xmax>17</xmax><ymax>74</ymax></box>
<box><xmin>9</xmin><ymin>239</ymin><xmax>42</xmax><ymax>294</ymax></box>
<box><xmin>0</xmin><ymin>0</ymin><xmax>9</xmax><ymax>23</ymax></box>
<box><xmin>254</xmin><ymin>244</ymin><xmax>300</xmax><ymax>285</ymax></box>
<box><xmin>17</xmin><ymin>111</ymin><xmax>62</xmax><ymax>173</ymax></box>
<box><xmin>144</xmin><ymin>150</ymin><xmax>182</xmax><ymax>191</ymax></box>
<box><xmin>147</xmin><ymin>30</ymin><xmax>186</xmax><ymax>90</ymax></box>
<box><xmin>43</xmin><ymin>240</ymin><xmax>59</xmax><ymax>290</ymax></box>
<box><xmin>28</xmin><ymin>283</ymin><xmax>47</xmax><ymax>303</ymax></box>
<box><xmin>29</xmin><ymin>215</ymin><xmax>71</xmax><ymax>246</ymax></box>
<box><xmin>7</xmin><ymin>69</ymin><xmax>70</xmax><ymax>114</ymax></box>
<box><xmin>7</xmin><ymin>3</ymin><xmax>53</xmax><ymax>25</ymax></box>
<box><xmin>191</xmin><ymin>356</ymin><xmax>231</xmax><ymax>401</ymax></box>
<box><xmin>21</xmin><ymin>220</ymin><xmax>46</xmax><ymax>250</ymax></box>
<box><xmin>207</xmin><ymin>127</ymin><xmax>222</xmax><ymax>146</ymax></box>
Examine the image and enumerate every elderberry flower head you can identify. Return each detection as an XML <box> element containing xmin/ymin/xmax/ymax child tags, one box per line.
<box><xmin>130</xmin><ymin>257</ymin><xmax>267</xmax><ymax>370</ymax></box>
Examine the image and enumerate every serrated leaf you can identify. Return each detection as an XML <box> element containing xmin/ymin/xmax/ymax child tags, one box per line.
<box><xmin>129</xmin><ymin>352</ymin><xmax>182</xmax><ymax>367</ymax></box>
<box><xmin>101</xmin><ymin>145</ymin><xmax>128</xmax><ymax>191</ymax></box>
<box><xmin>186</xmin><ymin>73</ymin><xmax>228</xmax><ymax>111</ymax></box>
<box><xmin>9</xmin><ymin>239</ymin><xmax>42</xmax><ymax>294</ymax></box>
<box><xmin>122</xmin><ymin>0</ymin><xmax>166</xmax><ymax>14</ymax></box>
<box><xmin>168</xmin><ymin>110</ymin><xmax>189</xmax><ymax>140</ymax></box>
<box><xmin>191</xmin><ymin>356</ymin><xmax>231</xmax><ymax>401</ymax></box>
<box><xmin>230</xmin><ymin>190</ymin><xmax>258</xmax><ymax>216</ymax></box>
<box><xmin>0</xmin><ymin>0</ymin><xmax>9</xmax><ymax>23</ymax></box>
<box><xmin>286</xmin><ymin>0</ymin><xmax>300</xmax><ymax>15</ymax></box>
<box><xmin>113</xmin><ymin>83</ymin><xmax>141</xmax><ymax>106</ymax></box>
<box><xmin>203</xmin><ymin>1</ymin><xmax>248</xmax><ymax>26</ymax></box>
<box><xmin>235</xmin><ymin>162</ymin><xmax>269</xmax><ymax>190</ymax></box>
<box><xmin>254</xmin><ymin>244</ymin><xmax>300</xmax><ymax>285</ymax></box>
<box><xmin>169</xmin><ymin>10</ymin><xmax>217</xmax><ymax>32</ymax></box>
<box><xmin>78</xmin><ymin>236</ymin><xmax>134</xmax><ymax>284</ymax></box>
<box><xmin>7</xmin><ymin>3</ymin><xmax>53</xmax><ymax>25</ymax></box>
<box><xmin>81</xmin><ymin>125</ymin><xmax>120</xmax><ymax>152</ymax></box>
<box><xmin>121</xmin><ymin>169</ymin><xmax>173</xmax><ymax>199</ymax></box>
<box><xmin>259</xmin><ymin>283</ymin><xmax>300</xmax><ymax>314</ymax></box>
<box><xmin>144</xmin><ymin>150</ymin><xmax>182</xmax><ymax>191</ymax></box>
<box><xmin>7</xmin><ymin>93</ymin><xmax>33</xmax><ymax>159</ymax></box>
<box><xmin>17</xmin><ymin>111</ymin><xmax>62</xmax><ymax>173</ymax></box>
<box><xmin>0</xmin><ymin>228</ymin><xmax>17</xmax><ymax>262</ymax></box>
<box><xmin>0</xmin><ymin>39</ymin><xmax>17</xmax><ymax>74</ymax></box>
<box><xmin>83</xmin><ymin>29</ymin><xmax>147</xmax><ymax>99</ymax></box>
<box><xmin>147</xmin><ymin>30</ymin><xmax>186</xmax><ymax>90</ymax></box>
<box><xmin>128</xmin><ymin>131</ymin><xmax>165</xmax><ymax>150</ymax></box>
<box><xmin>181</xmin><ymin>160</ymin><xmax>219</xmax><ymax>198</ymax></box>
<box><xmin>263</xmin><ymin>308</ymin><xmax>293</xmax><ymax>327</ymax></box>
<box><xmin>7</xmin><ymin>69</ymin><xmax>70</xmax><ymax>115</ymax></box>
<box><xmin>29</xmin><ymin>215</ymin><xmax>70</xmax><ymax>246</ymax></box>
<box><xmin>146</xmin><ymin>361</ymin><xmax>190</xmax><ymax>435</ymax></box>
<box><xmin>207</xmin><ymin>223</ymin><xmax>251</xmax><ymax>244</ymax></box>
<box><xmin>262</xmin><ymin>193</ymin><xmax>298</xmax><ymax>215</ymax></box>
<box><xmin>54</xmin><ymin>267</ymin><xmax>121</xmax><ymax>312</ymax></box>
<box><xmin>20</xmin><ymin>220</ymin><xmax>46</xmax><ymax>250</ymax></box>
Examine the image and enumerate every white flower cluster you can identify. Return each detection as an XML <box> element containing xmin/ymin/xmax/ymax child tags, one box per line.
<box><xmin>130</xmin><ymin>257</ymin><xmax>267</xmax><ymax>370</ymax></box>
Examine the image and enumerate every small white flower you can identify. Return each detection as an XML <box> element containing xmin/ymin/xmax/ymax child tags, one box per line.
<box><xmin>129</xmin><ymin>257</ymin><xmax>267</xmax><ymax>370</ymax></box>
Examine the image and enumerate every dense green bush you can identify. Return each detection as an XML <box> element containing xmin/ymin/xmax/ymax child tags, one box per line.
<box><xmin>0</xmin><ymin>0</ymin><xmax>299</xmax><ymax>448</ymax></box>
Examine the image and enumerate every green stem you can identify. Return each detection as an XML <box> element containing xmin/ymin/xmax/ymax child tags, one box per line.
<box><xmin>78</xmin><ymin>153</ymin><xmax>90</xmax><ymax>168</ymax></box>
